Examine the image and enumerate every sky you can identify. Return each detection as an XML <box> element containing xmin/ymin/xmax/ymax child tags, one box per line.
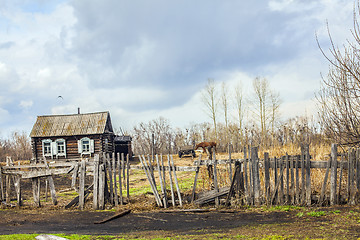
<box><xmin>0</xmin><ymin>0</ymin><xmax>355</xmax><ymax>137</ymax></box>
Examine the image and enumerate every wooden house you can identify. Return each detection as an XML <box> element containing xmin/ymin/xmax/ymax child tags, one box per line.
<box><xmin>29</xmin><ymin>111</ymin><xmax>132</xmax><ymax>161</ymax></box>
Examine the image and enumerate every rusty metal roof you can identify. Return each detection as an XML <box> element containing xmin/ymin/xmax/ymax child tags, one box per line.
<box><xmin>30</xmin><ymin>111</ymin><xmax>113</xmax><ymax>137</ymax></box>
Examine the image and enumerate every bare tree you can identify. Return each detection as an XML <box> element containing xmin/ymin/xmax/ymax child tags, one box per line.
<box><xmin>234</xmin><ymin>80</ymin><xmax>245</xmax><ymax>146</ymax></box>
<box><xmin>221</xmin><ymin>81</ymin><xmax>230</xmax><ymax>148</ymax></box>
<box><xmin>316</xmin><ymin>2</ymin><xmax>360</xmax><ymax>145</ymax></box>
<box><xmin>202</xmin><ymin>78</ymin><xmax>219</xmax><ymax>140</ymax></box>
<box><xmin>251</xmin><ymin>77</ymin><xmax>281</xmax><ymax>147</ymax></box>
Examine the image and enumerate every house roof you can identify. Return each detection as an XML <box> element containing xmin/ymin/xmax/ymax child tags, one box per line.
<box><xmin>30</xmin><ymin>111</ymin><xmax>113</xmax><ymax>137</ymax></box>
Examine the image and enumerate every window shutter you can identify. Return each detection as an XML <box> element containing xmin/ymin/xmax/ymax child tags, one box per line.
<box><xmin>52</xmin><ymin>142</ymin><xmax>58</xmax><ymax>155</ymax></box>
<box><xmin>78</xmin><ymin>140</ymin><xmax>82</xmax><ymax>153</ymax></box>
<box><xmin>90</xmin><ymin>139</ymin><xmax>95</xmax><ymax>153</ymax></box>
<box><xmin>63</xmin><ymin>140</ymin><xmax>67</xmax><ymax>158</ymax></box>
<box><xmin>42</xmin><ymin>141</ymin><xmax>45</xmax><ymax>157</ymax></box>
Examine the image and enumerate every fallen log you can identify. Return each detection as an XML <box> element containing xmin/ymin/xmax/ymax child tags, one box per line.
<box><xmin>94</xmin><ymin>209</ymin><xmax>131</xmax><ymax>224</ymax></box>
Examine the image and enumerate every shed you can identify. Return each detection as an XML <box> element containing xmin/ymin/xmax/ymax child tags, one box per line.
<box><xmin>29</xmin><ymin>111</ymin><xmax>131</xmax><ymax>161</ymax></box>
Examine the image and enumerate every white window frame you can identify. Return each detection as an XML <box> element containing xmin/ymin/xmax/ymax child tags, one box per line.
<box><xmin>55</xmin><ymin>138</ymin><xmax>66</xmax><ymax>157</ymax></box>
<box><xmin>42</xmin><ymin>139</ymin><xmax>52</xmax><ymax>157</ymax></box>
<box><xmin>78</xmin><ymin>137</ymin><xmax>95</xmax><ymax>155</ymax></box>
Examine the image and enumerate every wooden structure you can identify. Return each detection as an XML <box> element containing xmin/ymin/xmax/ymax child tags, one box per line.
<box><xmin>29</xmin><ymin>111</ymin><xmax>132</xmax><ymax>161</ymax></box>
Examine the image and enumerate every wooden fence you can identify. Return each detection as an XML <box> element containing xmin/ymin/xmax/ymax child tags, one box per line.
<box><xmin>1</xmin><ymin>143</ymin><xmax>360</xmax><ymax>209</ymax></box>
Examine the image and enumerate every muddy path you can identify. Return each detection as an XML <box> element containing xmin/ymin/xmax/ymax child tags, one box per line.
<box><xmin>1</xmin><ymin>206</ymin><xmax>360</xmax><ymax>239</ymax></box>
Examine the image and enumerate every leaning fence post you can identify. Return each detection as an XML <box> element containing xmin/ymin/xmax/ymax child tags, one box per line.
<box><xmin>171</xmin><ymin>155</ymin><xmax>183</xmax><ymax>207</ymax></box>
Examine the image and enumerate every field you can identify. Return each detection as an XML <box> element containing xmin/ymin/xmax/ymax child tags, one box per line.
<box><xmin>1</xmin><ymin>145</ymin><xmax>360</xmax><ymax>239</ymax></box>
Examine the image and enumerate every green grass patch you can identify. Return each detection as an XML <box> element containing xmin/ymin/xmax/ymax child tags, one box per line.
<box><xmin>307</xmin><ymin>211</ymin><xmax>326</xmax><ymax>217</ymax></box>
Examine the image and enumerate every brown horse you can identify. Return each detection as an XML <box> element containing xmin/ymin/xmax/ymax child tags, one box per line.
<box><xmin>195</xmin><ymin>141</ymin><xmax>217</xmax><ymax>153</ymax></box>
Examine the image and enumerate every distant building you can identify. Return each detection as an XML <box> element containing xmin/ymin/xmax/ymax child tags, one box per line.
<box><xmin>29</xmin><ymin>111</ymin><xmax>132</xmax><ymax>161</ymax></box>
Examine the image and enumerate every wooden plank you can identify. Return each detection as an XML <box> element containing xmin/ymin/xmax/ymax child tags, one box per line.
<box><xmin>305</xmin><ymin>145</ymin><xmax>311</xmax><ymax>206</ymax></box>
<box><xmin>191</xmin><ymin>155</ymin><xmax>202</xmax><ymax>202</ymax></box>
<box><xmin>14</xmin><ymin>175</ymin><xmax>22</xmax><ymax>206</ymax></box>
<box><xmin>264</xmin><ymin>152</ymin><xmax>270</xmax><ymax>205</ymax></box>
<box><xmin>301</xmin><ymin>146</ymin><xmax>305</xmax><ymax>205</ymax></box>
<box><xmin>194</xmin><ymin>187</ymin><xmax>230</xmax><ymax>205</ymax></box>
<box><xmin>126</xmin><ymin>154</ymin><xmax>130</xmax><ymax>200</ymax></box>
<box><xmin>113</xmin><ymin>152</ymin><xmax>118</xmax><ymax>207</ymax></box>
<box><xmin>279</xmin><ymin>156</ymin><xmax>284</xmax><ymax>205</ymax></box>
<box><xmin>274</xmin><ymin>157</ymin><xmax>278</xmax><ymax>205</ymax></box>
<box><xmin>94</xmin><ymin>209</ymin><xmax>131</xmax><ymax>224</ymax></box>
<box><xmin>93</xmin><ymin>154</ymin><xmax>99</xmax><ymax>210</ymax></box>
<box><xmin>228</xmin><ymin>144</ymin><xmax>233</xmax><ymax>182</ymax></box>
<box><xmin>79</xmin><ymin>160</ymin><xmax>86</xmax><ymax>210</ymax></box>
<box><xmin>140</xmin><ymin>155</ymin><xmax>162</xmax><ymax>207</ymax></box>
<box><xmin>160</xmin><ymin>154</ymin><xmax>168</xmax><ymax>206</ymax></box>
<box><xmin>243</xmin><ymin>147</ymin><xmax>249</xmax><ymax>205</ymax></box>
<box><xmin>32</xmin><ymin>177</ymin><xmax>41</xmax><ymax>207</ymax></box>
<box><xmin>338</xmin><ymin>156</ymin><xmax>344</xmax><ymax>204</ymax></box>
<box><xmin>0</xmin><ymin>167</ymin><xmax>3</xmax><ymax>201</ymax></box>
<box><xmin>319</xmin><ymin>157</ymin><xmax>331</xmax><ymax>206</ymax></box>
<box><xmin>106</xmin><ymin>154</ymin><xmax>114</xmax><ymax>205</ymax></box>
<box><xmin>290</xmin><ymin>155</ymin><xmax>295</xmax><ymax>205</ymax></box>
<box><xmin>225</xmin><ymin>164</ymin><xmax>240</xmax><ymax>205</ymax></box>
<box><xmin>167</xmin><ymin>155</ymin><xmax>176</xmax><ymax>206</ymax></box>
<box><xmin>171</xmin><ymin>155</ymin><xmax>183</xmax><ymax>207</ymax></box>
<box><xmin>99</xmin><ymin>164</ymin><xmax>105</xmax><ymax>210</ymax></box>
<box><xmin>356</xmin><ymin>149</ymin><xmax>360</xmax><ymax>197</ymax></box>
<box><xmin>286</xmin><ymin>154</ymin><xmax>290</xmax><ymax>204</ymax></box>
<box><xmin>212</xmin><ymin>151</ymin><xmax>219</xmax><ymax>207</ymax></box>
<box><xmin>252</xmin><ymin>147</ymin><xmax>261</xmax><ymax>206</ymax></box>
<box><xmin>118</xmin><ymin>153</ymin><xmax>123</xmax><ymax>205</ymax></box>
<box><xmin>330</xmin><ymin>144</ymin><xmax>337</xmax><ymax>205</ymax></box>
<box><xmin>295</xmin><ymin>155</ymin><xmax>300</xmax><ymax>205</ymax></box>
<box><xmin>156</xmin><ymin>155</ymin><xmax>167</xmax><ymax>208</ymax></box>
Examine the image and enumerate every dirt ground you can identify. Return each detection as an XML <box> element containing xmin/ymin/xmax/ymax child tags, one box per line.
<box><xmin>1</xmin><ymin>205</ymin><xmax>360</xmax><ymax>239</ymax></box>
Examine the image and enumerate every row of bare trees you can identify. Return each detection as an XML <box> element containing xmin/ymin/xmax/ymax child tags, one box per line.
<box><xmin>0</xmin><ymin>131</ymin><xmax>32</xmax><ymax>162</ymax></box>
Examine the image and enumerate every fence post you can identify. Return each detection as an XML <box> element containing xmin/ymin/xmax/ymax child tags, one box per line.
<box><xmin>79</xmin><ymin>159</ymin><xmax>86</xmax><ymax>210</ymax></box>
<box><xmin>251</xmin><ymin>147</ymin><xmax>261</xmax><ymax>206</ymax></box>
<box><xmin>264</xmin><ymin>152</ymin><xmax>270</xmax><ymax>205</ymax></box>
<box><xmin>93</xmin><ymin>154</ymin><xmax>99</xmax><ymax>210</ymax></box>
<box><xmin>118</xmin><ymin>153</ymin><xmax>123</xmax><ymax>205</ymax></box>
<box><xmin>99</xmin><ymin>163</ymin><xmax>105</xmax><ymax>210</ymax></box>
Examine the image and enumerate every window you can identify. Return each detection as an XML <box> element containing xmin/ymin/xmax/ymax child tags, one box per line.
<box><xmin>55</xmin><ymin>139</ymin><xmax>66</xmax><ymax>157</ymax></box>
<box><xmin>42</xmin><ymin>139</ymin><xmax>52</xmax><ymax>157</ymax></box>
<box><xmin>78</xmin><ymin>137</ymin><xmax>94</xmax><ymax>155</ymax></box>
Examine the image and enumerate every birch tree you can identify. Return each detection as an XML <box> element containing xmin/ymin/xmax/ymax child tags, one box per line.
<box><xmin>202</xmin><ymin>78</ymin><xmax>218</xmax><ymax>140</ymax></box>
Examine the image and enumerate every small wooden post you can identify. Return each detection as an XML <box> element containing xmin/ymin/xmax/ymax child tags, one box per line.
<box><xmin>32</xmin><ymin>177</ymin><xmax>41</xmax><ymax>207</ymax></box>
<box><xmin>93</xmin><ymin>154</ymin><xmax>99</xmax><ymax>210</ymax></box>
<box><xmin>14</xmin><ymin>175</ymin><xmax>22</xmax><ymax>206</ymax></box>
<box><xmin>167</xmin><ymin>155</ymin><xmax>176</xmax><ymax>206</ymax></box>
<box><xmin>43</xmin><ymin>158</ymin><xmax>57</xmax><ymax>205</ymax></box>
<box><xmin>99</xmin><ymin>163</ymin><xmax>105</xmax><ymax>210</ymax></box>
<box><xmin>171</xmin><ymin>155</ymin><xmax>183</xmax><ymax>207</ymax></box>
<box><xmin>79</xmin><ymin>160</ymin><xmax>86</xmax><ymax>210</ymax></box>
<box><xmin>348</xmin><ymin>148</ymin><xmax>356</xmax><ymax>205</ymax></box>
<box><xmin>305</xmin><ymin>145</ymin><xmax>311</xmax><ymax>206</ymax></box>
<box><xmin>264</xmin><ymin>152</ymin><xmax>270</xmax><ymax>205</ymax></box>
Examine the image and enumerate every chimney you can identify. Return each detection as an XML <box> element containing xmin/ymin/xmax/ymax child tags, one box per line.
<box><xmin>77</xmin><ymin>107</ymin><xmax>80</xmax><ymax>114</ymax></box>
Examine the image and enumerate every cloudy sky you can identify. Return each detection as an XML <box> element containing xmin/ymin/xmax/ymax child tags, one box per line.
<box><xmin>0</xmin><ymin>0</ymin><xmax>355</xmax><ymax>137</ymax></box>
